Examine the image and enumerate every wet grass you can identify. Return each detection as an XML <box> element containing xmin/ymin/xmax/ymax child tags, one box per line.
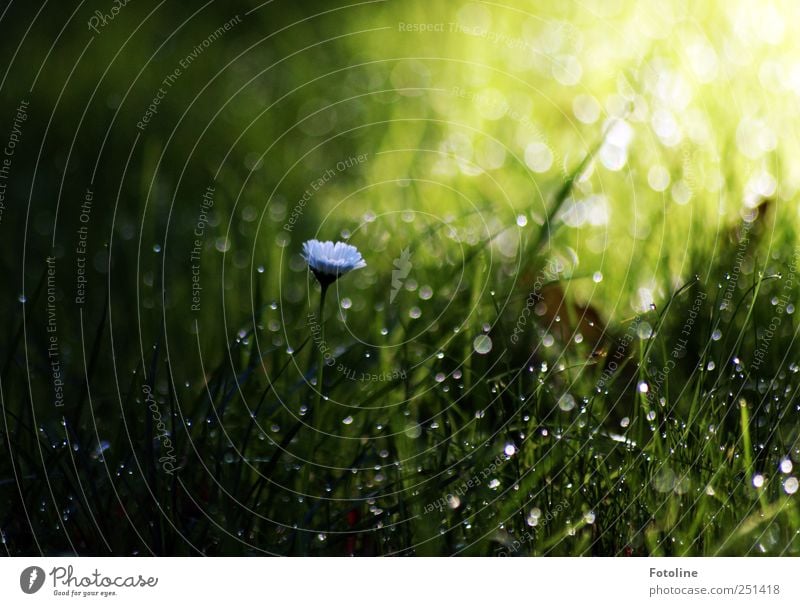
<box><xmin>3</xmin><ymin>166</ymin><xmax>800</xmax><ymax>556</ymax></box>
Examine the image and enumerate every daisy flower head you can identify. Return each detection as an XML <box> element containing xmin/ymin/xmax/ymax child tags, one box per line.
<box><xmin>302</xmin><ymin>239</ymin><xmax>366</xmax><ymax>286</ymax></box>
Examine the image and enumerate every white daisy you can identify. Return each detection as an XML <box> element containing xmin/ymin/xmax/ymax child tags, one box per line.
<box><xmin>302</xmin><ymin>239</ymin><xmax>366</xmax><ymax>285</ymax></box>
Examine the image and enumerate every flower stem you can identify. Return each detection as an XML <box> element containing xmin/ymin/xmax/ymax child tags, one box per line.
<box><xmin>315</xmin><ymin>283</ymin><xmax>329</xmax><ymax>411</ymax></box>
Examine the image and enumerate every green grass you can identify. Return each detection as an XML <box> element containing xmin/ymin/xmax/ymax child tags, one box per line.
<box><xmin>4</xmin><ymin>159</ymin><xmax>800</xmax><ymax>555</ymax></box>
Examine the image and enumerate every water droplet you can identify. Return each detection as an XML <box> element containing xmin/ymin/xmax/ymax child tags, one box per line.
<box><xmin>752</xmin><ymin>474</ymin><xmax>765</xmax><ymax>488</ymax></box>
<box><xmin>473</xmin><ymin>335</ymin><xmax>492</xmax><ymax>355</ymax></box>
<box><xmin>341</xmin><ymin>298</ymin><xmax>352</xmax><ymax>309</ymax></box>
<box><xmin>342</xmin><ymin>416</ymin><xmax>354</xmax><ymax>425</ymax></box>
<box><xmin>153</xmin><ymin>244</ymin><xmax>162</xmax><ymax>253</ymax></box>
<box><xmin>558</xmin><ymin>394</ymin><xmax>576</xmax><ymax>412</ymax></box>
<box><xmin>592</xmin><ymin>271</ymin><xmax>603</xmax><ymax>283</ymax></box>
<box><xmin>504</xmin><ymin>443</ymin><xmax>516</xmax><ymax>456</ymax></box>
<box><xmin>652</xmin><ymin>467</ymin><xmax>676</xmax><ymax>492</ymax></box>
<box><xmin>711</xmin><ymin>329</ymin><xmax>722</xmax><ymax>341</ymax></box>
<box><xmin>638</xmin><ymin>382</ymin><xmax>649</xmax><ymax>393</ymax></box>
<box><xmin>404</xmin><ymin>423</ymin><xmax>422</xmax><ymax>438</ymax></box>
<box><xmin>91</xmin><ymin>441</ymin><xmax>111</xmax><ymax>460</ymax></box>
<box><xmin>784</xmin><ymin>477</ymin><xmax>798</xmax><ymax>495</ymax></box>
<box><xmin>780</xmin><ymin>459</ymin><xmax>793</xmax><ymax>474</ymax></box>
<box><xmin>516</xmin><ymin>214</ymin><xmax>528</xmax><ymax>227</ymax></box>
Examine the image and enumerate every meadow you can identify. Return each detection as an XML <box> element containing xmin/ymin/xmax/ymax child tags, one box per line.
<box><xmin>1</xmin><ymin>0</ymin><xmax>800</xmax><ymax>556</ymax></box>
